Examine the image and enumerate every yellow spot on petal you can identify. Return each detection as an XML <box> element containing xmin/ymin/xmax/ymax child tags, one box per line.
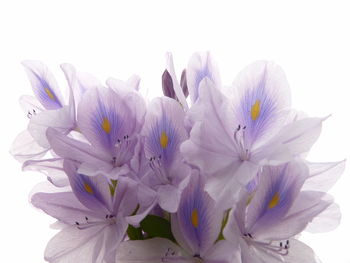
<box><xmin>268</xmin><ymin>192</ymin><xmax>280</xmax><ymax>209</ymax></box>
<box><xmin>102</xmin><ymin>118</ymin><xmax>111</xmax><ymax>134</ymax></box>
<box><xmin>191</xmin><ymin>209</ymin><xmax>199</xmax><ymax>228</ymax></box>
<box><xmin>84</xmin><ymin>183</ymin><xmax>94</xmax><ymax>194</ymax></box>
<box><xmin>251</xmin><ymin>100</ymin><xmax>261</xmax><ymax>121</ymax></box>
<box><xmin>159</xmin><ymin>131</ymin><xmax>169</xmax><ymax>149</ymax></box>
<box><xmin>45</xmin><ymin>88</ymin><xmax>55</xmax><ymax>100</ymax></box>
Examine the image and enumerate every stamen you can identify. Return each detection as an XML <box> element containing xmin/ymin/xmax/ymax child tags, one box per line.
<box><xmin>75</xmin><ymin>214</ymin><xmax>117</xmax><ymax>230</ymax></box>
<box><xmin>149</xmin><ymin>155</ymin><xmax>170</xmax><ymax>184</ymax></box>
<box><xmin>233</xmin><ymin>124</ymin><xmax>250</xmax><ymax>161</ymax></box>
<box><xmin>112</xmin><ymin>134</ymin><xmax>132</xmax><ymax>167</ymax></box>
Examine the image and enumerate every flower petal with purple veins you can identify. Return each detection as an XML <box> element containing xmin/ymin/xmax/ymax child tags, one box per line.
<box><xmin>231</xmin><ymin>61</ymin><xmax>291</xmax><ymax>149</ymax></box>
<box><xmin>172</xmin><ymin>174</ymin><xmax>223</xmax><ymax>256</ymax></box>
<box><xmin>187</xmin><ymin>52</ymin><xmax>221</xmax><ymax>103</ymax></box>
<box><xmin>22</xmin><ymin>60</ymin><xmax>63</xmax><ymax>110</ymax></box>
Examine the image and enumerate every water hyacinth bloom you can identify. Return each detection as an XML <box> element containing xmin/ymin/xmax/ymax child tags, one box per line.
<box><xmin>11</xmin><ymin>61</ymin><xmax>76</xmax><ymax>162</ymax></box>
<box><xmin>138</xmin><ymin>96</ymin><xmax>191</xmax><ymax>213</ymax></box>
<box><xmin>181</xmin><ymin>60</ymin><xmax>325</xmax><ymax>204</ymax></box>
<box><xmin>32</xmin><ymin>160</ymin><xmax>138</xmax><ymax>263</ymax></box>
<box><xmin>116</xmin><ymin>173</ymin><xmax>240</xmax><ymax>263</ymax></box>
<box><xmin>224</xmin><ymin>160</ymin><xmax>334</xmax><ymax>263</ymax></box>
<box><xmin>46</xmin><ymin>83</ymin><xmax>146</xmax><ymax>179</ymax></box>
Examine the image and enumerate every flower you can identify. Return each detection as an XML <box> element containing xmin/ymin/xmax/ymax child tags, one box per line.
<box><xmin>181</xmin><ymin>60</ymin><xmax>325</xmax><ymax>205</ymax></box>
<box><xmin>31</xmin><ymin>160</ymin><xmax>138</xmax><ymax>263</ymax></box>
<box><xmin>224</xmin><ymin>160</ymin><xmax>334</xmax><ymax>263</ymax></box>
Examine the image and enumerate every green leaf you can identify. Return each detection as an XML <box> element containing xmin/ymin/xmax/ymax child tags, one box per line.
<box><xmin>127</xmin><ymin>225</ymin><xmax>143</xmax><ymax>240</ymax></box>
<box><xmin>140</xmin><ymin>215</ymin><xmax>175</xmax><ymax>242</ymax></box>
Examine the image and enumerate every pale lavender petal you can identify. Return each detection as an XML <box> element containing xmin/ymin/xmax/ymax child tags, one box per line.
<box><xmin>165</xmin><ymin>52</ymin><xmax>189</xmax><ymax>110</ymax></box>
<box><xmin>303</xmin><ymin>160</ymin><xmax>346</xmax><ymax>192</ymax></box>
<box><xmin>187</xmin><ymin>52</ymin><xmax>221</xmax><ymax>103</ymax></box>
<box><xmin>158</xmin><ymin>184</ymin><xmax>182</xmax><ymax>213</ymax></box>
<box><xmin>22</xmin><ymin>60</ymin><xmax>63</xmax><ymax>110</ymax></box>
<box><xmin>181</xmin><ymin>79</ymin><xmax>238</xmax><ymax>175</ymax></box>
<box><xmin>10</xmin><ymin>129</ymin><xmax>48</xmax><ymax>162</ymax></box>
<box><xmin>246</xmin><ymin>161</ymin><xmax>309</xmax><ymax>235</ymax></box>
<box><xmin>28</xmin><ymin>105</ymin><xmax>74</xmax><ymax>148</ymax></box>
<box><xmin>45</xmin><ymin>224</ymin><xmax>108</xmax><ymax>263</ymax></box>
<box><xmin>173</xmin><ymin>174</ymin><xmax>223</xmax><ymax>256</ymax></box>
<box><xmin>143</xmin><ymin>96</ymin><xmax>187</xmax><ymax>168</ymax></box>
<box><xmin>253</xmin><ymin>191</ymin><xmax>331</xmax><ymax>240</ymax></box>
<box><xmin>31</xmin><ymin>191</ymin><xmax>101</xmax><ymax>225</ymax></box>
<box><xmin>22</xmin><ymin>158</ymin><xmax>69</xmax><ymax>187</ymax></box>
<box><xmin>203</xmin><ymin>240</ymin><xmax>241</xmax><ymax>263</ymax></box>
<box><xmin>231</xmin><ymin>61</ymin><xmax>291</xmax><ymax>149</ymax></box>
<box><xmin>306</xmin><ymin>202</ymin><xmax>341</xmax><ymax>233</ymax></box>
<box><xmin>64</xmin><ymin>160</ymin><xmax>111</xmax><ymax>214</ymax></box>
<box><xmin>284</xmin><ymin>239</ymin><xmax>320</xmax><ymax>263</ymax></box>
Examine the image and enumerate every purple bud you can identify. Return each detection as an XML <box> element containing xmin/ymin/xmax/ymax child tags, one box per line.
<box><xmin>162</xmin><ymin>69</ymin><xmax>176</xmax><ymax>99</ymax></box>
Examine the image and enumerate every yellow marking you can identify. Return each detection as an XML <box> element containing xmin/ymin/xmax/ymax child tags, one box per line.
<box><xmin>45</xmin><ymin>88</ymin><xmax>55</xmax><ymax>100</ymax></box>
<box><xmin>102</xmin><ymin>118</ymin><xmax>111</xmax><ymax>134</ymax></box>
<box><xmin>268</xmin><ymin>192</ymin><xmax>280</xmax><ymax>209</ymax></box>
<box><xmin>84</xmin><ymin>183</ymin><xmax>94</xmax><ymax>194</ymax></box>
<box><xmin>159</xmin><ymin>131</ymin><xmax>169</xmax><ymax>148</ymax></box>
<box><xmin>251</xmin><ymin>100</ymin><xmax>261</xmax><ymax>121</ymax></box>
<box><xmin>191</xmin><ymin>209</ymin><xmax>199</xmax><ymax>228</ymax></box>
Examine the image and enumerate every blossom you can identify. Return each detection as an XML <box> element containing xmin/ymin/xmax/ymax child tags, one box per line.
<box><xmin>10</xmin><ymin>61</ymin><xmax>76</xmax><ymax>162</ymax></box>
<box><xmin>31</xmin><ymin>160</ymin><xmax>138</xmax><ymax>263</ymax></box>
<box><xmin>224</xmin><ymin>160</ymin><xmax>333</xmax><ymax>263</ymax></box>
<box><xmin>46</xmin><ymin>82</ymin><xmax>146</xmax><ymax>179</ymax></box>
<box><xmin>181</xmin><ymin>60</ymin><xmax>325</xmax><ymax>205</ymax></box>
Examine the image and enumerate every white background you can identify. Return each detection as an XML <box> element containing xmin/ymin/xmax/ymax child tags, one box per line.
<box><xmin>0</xmin><ymin>0</ymin><xmax>349</xmax><ymax>262</ymax></box>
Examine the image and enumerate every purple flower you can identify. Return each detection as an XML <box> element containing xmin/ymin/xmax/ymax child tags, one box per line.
<box><xmin>32</xmin><ymin>160</ymin><xmax>138</xmax><ymax>263</ymax></box>
<box><xmin>181</xmin><ymin>61</ymin><xmax>325</xmax><ymax>205</ymax></box>
<box><xmin>224</xmin><ymin>160</ymin><xmax>334</xmax><ymax>262</ymax></box>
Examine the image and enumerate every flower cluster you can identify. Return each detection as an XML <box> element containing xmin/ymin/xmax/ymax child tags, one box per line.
<box><xmin>11</xmin><ymin>53</ymin><xmax>345</xmax><ymax>263</ymax></box>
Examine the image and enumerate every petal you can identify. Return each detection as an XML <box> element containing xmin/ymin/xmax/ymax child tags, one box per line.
<box><xmin>158</xmin><ymin>184</ymin><xmax>182</xmax><ymax>213</ymax></box>
<box><xmin>231</xmin><ymin>61</ymin><xmax>291</xmax><ymax>149</ymax></box>
<box><xmin>28</xmin><ymin>105</ymin><xmax>74</xmax><ymax>148</ymax></box>
<box><xmin>303</xmin><ymin>159</ymin><xmax>346</xmax><ymax>192</ymax></box>
<box><xmin>173</xmin><ymin>174</ymin><xmax>223</xmax><ymax>256</ymax></box>
<box><xmin>255</xmin><ymin>117</ymin><xmax>326</xmax><ymax>165</ymax></box>
<box><xmin>306</xmin><ymin>202</ymin><xmax>341</xmax><ymax>233</ymax></box>
<box><xmin>284</xmin><ymin>239</ymin><xmax>320</xmax><ymax>263</ymax></box>
<box><xmin>22</xmin><ymin>158</ymin><xmax>69</xmax><ymax>187</ymax></box>
<box><xmin>204</xmin><ymin>240</ymin><xmax>241</xmax><ymax>263</ymax></box>
<box><xmin>77</xmin><ymin>87</ymin><xmax>134</xmax><ymax>152</ymax></box>
<box><xmin>116</xmin><ymin>238</ymin><xmax>193</xmax><ymax>263</ymax></box>
<box><xmin>60</xmin><ymin>63</ymin><xmax>78</xmax><ymax>120</ymax></box>
<box><xmin>247</xmin><ymin>161</ymin><xmax>309</xmax><ymax>236</ymax></box>
<box><xmin>187</xmin><ymin>52</ymin><xmax>221</xmax><ymax>103</ymax></box>
<box><xmin>165</xmin><ymin>52</ymin><xmax>189</xmax><ymax>110</ymax></box>
<box><xmin>47</xmin><ymin>127</ymin><xmax>112</xmax><ymax>173</ymax></box>
<box><xmin>19</xmin><ymin>95</ymin><xmax>44</xmax><ymax>116</ymax></box>
<box><xmin>142</xmin><ymin>96</ymin><xmax>187</xmax><ymax>167</ymax></box>
<box><xmin>64</xmin><ymin>160</ymin><xmax>112</xmax><ymax>213</ymax></box>
<box><xmin>181</xmin><ymin>79</ymin><xmax>238</xmax><ymax>175</ymax></box>
<box><xmin>31</xmin><ymin>191</ymin><xmax>100</xmax><ymax>224</ymax></box>
<box><xmin>255</xmin><ymin>191</ymin><xmax>332</xmax><ymax>240</ymax></box>
<box><xmin>10</xmin><ymin>129</ymin><xmax>48</xmax><ymax>162</ymax></box>
<box><xmin>45</xmin><ymin>225</ymin><xmax>108</xmax><ymax>263</ymax></box>
<box><xmin>22</xmin><ymin>60</ymin><xmax>63</xmax><ymax>110</ymax></box>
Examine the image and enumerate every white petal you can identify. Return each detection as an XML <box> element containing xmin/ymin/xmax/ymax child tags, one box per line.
<box><xmin>10</xmin><ymin>129</ymin><xmax>48</xmax><ymax>162</ymax></box>
<box><xmin>284</xmin><ymin>239</ymin><xmax>320</xmax><ymax>263</ymax></box>
<box><xmin>45</xmin><ymin>225</ymin><xmax>108</xmax><ymax>263</ymax></box>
